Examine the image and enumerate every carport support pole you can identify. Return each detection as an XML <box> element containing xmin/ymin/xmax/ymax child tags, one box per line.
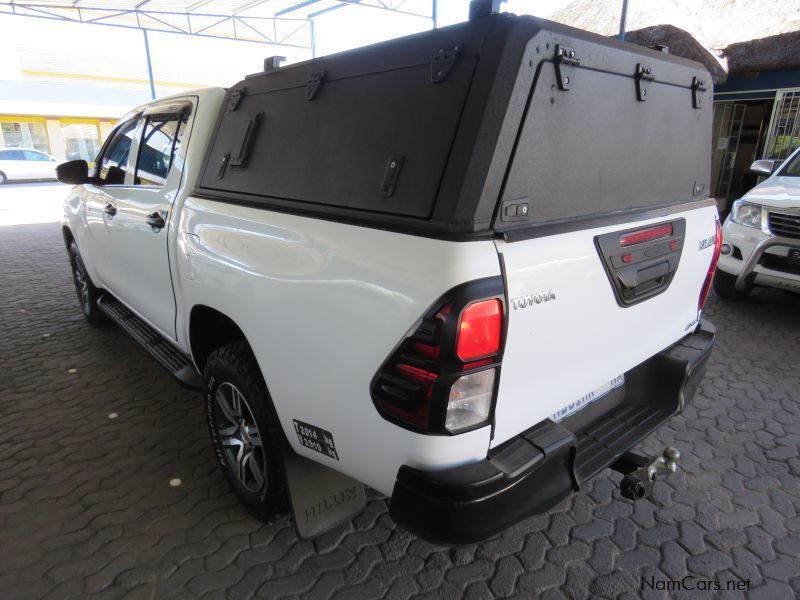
<box><xmin>143</xmin><ymin>29</ymin><xmax>156</xmax><ymax>100</ymax></box>
<box><xmin>618</xmin><ymin>0</ymin><xmax>628</xmax><ymax>41</ymax></box>
<box><xmin>432</xmin><ymin>0</ymin><xmax>437</xmax><ymax>29</ymax></box>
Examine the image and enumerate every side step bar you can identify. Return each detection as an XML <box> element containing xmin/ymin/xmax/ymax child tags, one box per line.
<box><xmin>97</xmin><ymin>295</ymin><xmax>203</xmax><ymax>390</ymax></box>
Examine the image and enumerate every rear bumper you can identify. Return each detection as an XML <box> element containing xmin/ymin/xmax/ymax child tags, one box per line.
<box><xmin>389</xmin><ymin>320</ymin><xmax>715</xmax><ymax>545</ymax></box>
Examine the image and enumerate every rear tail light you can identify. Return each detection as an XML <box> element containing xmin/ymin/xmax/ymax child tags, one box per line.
<box><xmin>446</xmin><ymin>369</ymin><xmax>495</xmax><ymax>433</ymax></box>
<box><xmin>371</xmin><ymin>278</ymin><xmax>505</xmax><ymax>434</ymax></box>
<box><xmin>457</xmin><ymin>299</ymin><xmax>502</xmax><ymax>361</ymax></box>
<box><xmin>698</xmin><ymin>217</ymin><xmax>723</xmax><ymax>311</ymax></box>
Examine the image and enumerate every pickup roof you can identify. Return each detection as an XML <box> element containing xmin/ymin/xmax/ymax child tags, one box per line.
<box><xmin>59</xmin><ymin>9</ymin><xmax>719</xmax><ymax>544</ymax></box>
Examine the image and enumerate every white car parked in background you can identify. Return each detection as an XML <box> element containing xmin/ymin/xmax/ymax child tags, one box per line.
<box><xmin>715</xmin><ymin>148</ymin><xmax>800</xmax><ymax>298</ymax></box>
<box><xmin>0</xmin><ymin>148</ymin><xmax>60</xmax><ymax>183</ymax></box>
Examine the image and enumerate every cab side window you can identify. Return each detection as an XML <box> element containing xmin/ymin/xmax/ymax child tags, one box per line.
<box><xmin>135</xmin><ymin>115</ymin><xmax>186</xmax><ymax>187</ymax></box>
<box><xmin>97</xmin><ymin>119</ymin><xmax>138</xmax><ymax>185</ymax></box>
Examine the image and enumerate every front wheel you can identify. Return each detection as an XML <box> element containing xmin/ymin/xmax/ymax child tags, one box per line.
<box><xmin>67</xmin><ymin>240</ymin><xmax>107</xmax><ymax>325</ymax></box>
<box><xmin>713</xmin><ymin>269</ymin><xmax>751</xmax><ymax>300</ymax></box>
<box><xmin>204</xmin><ymin>342</ymin><xmax>290</xmax><ymax>522</ymax></box>
<box><xmin>0</xmin><ymin>171</ymin><xmax>7</xmax><ymax>184</ymax></box>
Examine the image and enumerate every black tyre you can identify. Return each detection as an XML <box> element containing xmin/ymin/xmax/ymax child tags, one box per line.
<box><xmin>713</xmin><ymin>269</ymin><xmax>750</xmax><ymax>300</ymax></box>
<box><xmin>0</xmin><ymin>171</ymin><xmax>7</xmax><ymax>184</ymax></box>
<box><xmin>204</xmin><ymin>342</ymin><xmax>290</xmax><ymax>522</ymax></box>
<box><xmin>67</xmin><ymin>240</ymin><xmax>108</xmax><ymax>325</ymax></box>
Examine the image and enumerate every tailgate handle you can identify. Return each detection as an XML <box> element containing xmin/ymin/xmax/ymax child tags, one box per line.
<box><xmin>617</xmin><ymin>261</ymin><xmax>670</xmax><ymax>289</ymax></box>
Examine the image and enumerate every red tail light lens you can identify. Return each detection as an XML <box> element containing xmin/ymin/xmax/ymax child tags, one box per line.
<box><xmin>698</xmin><ymin>217</ymin><xmax>723</xmax><ymax>311</ymax></box>
<box><xmin>620</xmin><ymin>223</ymin><xmax>673</xmax><ymax>247</ymax></box>
<box><xmin>371</xmin><ymin>279</ymin><xmax>505</xmax><ymax>434</ymax></box>
<box><xmin>457</xmin><ymin>299</ymin><xmax>503</xmax><ymax>361</ymax></box>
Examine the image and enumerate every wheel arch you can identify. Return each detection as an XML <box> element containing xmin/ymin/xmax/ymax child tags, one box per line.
<box><xmin>62</xmin><ymin>225</ymin><xmax>74</xmax><ymax>248</ymax></box>
<box><xmin>189</xmin><ymin>305</ymin><xmax>250</xmax><ymax>372</ymax></box>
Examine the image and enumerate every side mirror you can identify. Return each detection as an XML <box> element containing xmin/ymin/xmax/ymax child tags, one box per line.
<box><xmin>749</xmin><ymin>159</ymin><xmax>779</xmax><ymax>176</ymax></box>
<box><xmin>56</xmin><ymin>159</ymin><xmax>90</xmax><ymax>185</ymax></box>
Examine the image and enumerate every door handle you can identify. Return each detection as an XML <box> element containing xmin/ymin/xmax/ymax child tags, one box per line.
<box><xmin>104</xmin><ymin>203</ymin><xmax>117</xmax><ymax>217</ymax></box>
<box><xmin>145</xmin><ymin>211</ymin><xmax>167</xmax><ymax>230</ymax></box>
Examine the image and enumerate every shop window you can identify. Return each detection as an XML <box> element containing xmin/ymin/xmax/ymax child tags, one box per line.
<box><xmin>0</xmin><ymin>120</ymin><xmax>50</xmax><ymax>153</ymax></box>
<box><xmin>61</xmin><ymin>121</ymin><xmax>102</xmax><ymax>164</ymax></box>
<box><xmin>765</xmin><ymin>89</ymin><xmax>800</xmax><ymax>160</ymax></box>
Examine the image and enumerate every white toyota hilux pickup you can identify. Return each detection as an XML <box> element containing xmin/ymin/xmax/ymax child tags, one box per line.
<box><xmin>715</xmin><ymin>149</ymin><xmax>800</xmax><ymax>298</ymax></box>
<box><xmin>59</xmin><ymin>10</ymin><xmax>719</xmax><ymax>544</ymax></box>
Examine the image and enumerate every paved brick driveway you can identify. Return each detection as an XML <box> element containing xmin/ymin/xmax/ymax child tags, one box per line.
<box><xmin>1</xmin><ymin>222</ymin><xmax>799</xmax><ymax>600</ymax></box>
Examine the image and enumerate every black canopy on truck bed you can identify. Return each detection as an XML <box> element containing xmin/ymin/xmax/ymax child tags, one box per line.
<box><xmin>196</xmin><ymin>13</ymin><xmax>712</xmax><ymax>238</ymax></box>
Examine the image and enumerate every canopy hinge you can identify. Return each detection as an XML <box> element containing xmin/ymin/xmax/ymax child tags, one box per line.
<box><xmin>555</xmin><ymin>45</ymin><xmax>579</xmax><ymax>91</ymax></box>
<box><xmin>635</xmin><ymin>64</ymin><xmax>654</xmax><ymax>101</ymax></box>
<box><xmin>431</xmin><ymin>44</ymin><xmax>461</xmax><ymax>83</ymax></box>
<box><xmin>306</xmin><ymin>71</ymin><xmax>326</xmax><ymax>101</ymax></box>
<box><xmin>227</xmin><ymin>87</ymin><xmax>245</xmax><ymax>112</ymax></box>
<box><xmin>692</xmin><ymin>77</ymin><xmax>708</xmax><ymax>109</ymax></box>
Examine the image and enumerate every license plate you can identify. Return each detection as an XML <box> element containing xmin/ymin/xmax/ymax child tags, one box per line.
<box><xmin>552</xmin><ymin>375</ymin><xmax>625</xmax><ymax>422</ymax></box>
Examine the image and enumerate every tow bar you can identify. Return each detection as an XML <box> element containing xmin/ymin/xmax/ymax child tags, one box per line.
<box><xmin>610</xmin><ymin>447</ymin><xmax>680</xmax><ymax>500</ymax></box>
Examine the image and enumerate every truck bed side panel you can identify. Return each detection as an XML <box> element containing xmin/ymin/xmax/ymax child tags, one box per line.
<box><xmin>175</xmin><ymin>198</ymin><xmax>501</xmax><ymax>495</ymax></box>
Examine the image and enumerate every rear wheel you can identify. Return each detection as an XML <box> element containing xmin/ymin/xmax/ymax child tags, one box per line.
<box><xmin>204</xmin><ymin>342</ymin><xmax>290</xmax><ymax>522</ymax></box>
<box><xmin>713</xmin><ymin>269</ymin><xmax>750</xmax><ymax>300</ymax></box>
<box><xmin>67</xmin><ymin>240</ymin><xmax>107</xmax><ymax>325</ymax></box>
<box><xmin>0</xmin><ymin>171</ymin><xmax>7</xmax><ymax>184</ymax></box>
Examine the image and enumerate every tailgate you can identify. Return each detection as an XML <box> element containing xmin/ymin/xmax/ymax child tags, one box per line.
<box><xmin>489</xmin><ymin>30</ymin><xmax>716</xmax><ymax>447</ymax></box>
<box><xmin>491</xmin><ymin>203</ymin><xmax>718</xmax><ymax>446</ymax></box>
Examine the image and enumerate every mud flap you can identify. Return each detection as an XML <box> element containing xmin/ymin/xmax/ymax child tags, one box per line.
<box><xmin>283</xmin><ymin>452</ymin><xmax>366</xmax><ymax>538</ymax></box>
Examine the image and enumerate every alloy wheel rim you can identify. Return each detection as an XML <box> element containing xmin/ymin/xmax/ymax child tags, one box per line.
<box><xmin>72</xmin><ymin>254</ymin><xmax>90</xmax><ymax>311</ymax></box>
<box><xmin>214</xmin><ymin>382</ymin><xmax>266</xmax><ymax>493</ymax></box>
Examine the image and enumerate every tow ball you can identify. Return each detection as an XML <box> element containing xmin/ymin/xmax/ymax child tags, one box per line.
<box><xmin>610</xmin><ymin>447</ymin><xmax>680</xmax><ymax>500</ymax></box>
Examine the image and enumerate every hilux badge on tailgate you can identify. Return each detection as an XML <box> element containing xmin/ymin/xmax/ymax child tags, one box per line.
<box><xmin>511</xmin><ymin>289</ymin><xmax>556</xmax><ymax>310</ymax></box>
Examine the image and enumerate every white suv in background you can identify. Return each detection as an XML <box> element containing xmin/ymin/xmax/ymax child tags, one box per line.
<box><xmin>0</xmin><ymin>148</ymin><xmax>60</xmax><ymax>183</ymax></box>
<box><xmin>715</xmin><ymin>148</ymin><xmax>800</xmax><ymax>298</ymax></box>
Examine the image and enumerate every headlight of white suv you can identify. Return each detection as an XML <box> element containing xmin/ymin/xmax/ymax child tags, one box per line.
<box><xmin>730</xmin><ymin>200</ymin><xmax>762</xmax><ymax>228</ymax></box>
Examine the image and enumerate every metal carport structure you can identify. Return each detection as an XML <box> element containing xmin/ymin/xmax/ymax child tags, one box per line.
<box><xmin>0</xmin><ymin>0</ymin><xmax>438</xmax><ymax>98</ymax></box>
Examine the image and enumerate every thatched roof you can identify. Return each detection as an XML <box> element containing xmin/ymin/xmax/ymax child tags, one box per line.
<box><xmin>550</xmin><ymin>0</ymin><xmax>800</xmax><ymax>82</ymax></box>
<box><xmin>623</xmin><ymin>25</ymin><xmax>727</xmax><ymax>83</ymax></box>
